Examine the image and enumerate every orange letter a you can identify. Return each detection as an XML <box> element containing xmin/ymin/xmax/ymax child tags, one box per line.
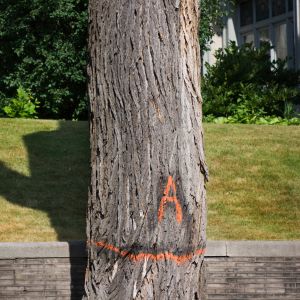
<box><xmin>158</xmin><ymin>176</ymin><xmax>183</xmax><ymax>224</ymax></box>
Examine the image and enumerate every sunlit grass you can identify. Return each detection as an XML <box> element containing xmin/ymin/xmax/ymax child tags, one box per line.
<box><xmin>0</xmin><ymin>119</ymin><xmax>299</xmax><ymax>241</ymax></box>
<box><xmin>204</xmin><ymin>124</ymin><xmax>300</xmax><ymax>240</ymax></box>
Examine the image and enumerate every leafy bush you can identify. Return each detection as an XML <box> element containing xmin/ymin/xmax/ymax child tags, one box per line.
<box><xmin>202</xmin><ymin>42</ymin><xmax>300</xmax><ymax>121</ymax></box>
<box><xmin>1</xmin><ymin>87</ymin><xmax>39</xmax><ymax>118</ymax></box>
<box><xmin>204</xmin><ymin>114</ymin><xmax>300</xmax><ymax>125</ymax></box>
<box><xmin>0</xmin><ymin>0</ymin><xmax>88</xmax><ymax>119</ymax></box>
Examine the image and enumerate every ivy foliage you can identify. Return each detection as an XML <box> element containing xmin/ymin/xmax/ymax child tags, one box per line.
<box><xmin>0</xmin><ymin>0</ymin><xmax>88</xmax><ymax>119</ymax></box>
<box><xmin>199</xmin><ymin>0</ymin><xmax>235</xmax><ymax>53</ymax></box>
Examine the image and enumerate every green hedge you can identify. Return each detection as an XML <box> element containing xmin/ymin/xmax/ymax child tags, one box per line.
<box><xmin>0</xmin><ymin>0</ymin><xmax>88</xmax><ymax>119</ymax></box>
<box><xmin>202</xmin><ymin>42</ymin><xmax>300</xmax><ymax>124</ymax></box>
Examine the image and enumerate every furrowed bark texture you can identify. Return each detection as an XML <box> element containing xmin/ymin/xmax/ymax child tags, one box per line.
<box><xmin>85</xmin><ymin>0</ymin><xmax>208</xmax><ymax>299</ymax></box>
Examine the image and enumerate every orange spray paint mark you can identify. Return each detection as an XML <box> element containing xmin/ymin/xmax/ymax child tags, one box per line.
<box><xmin>89</xmin><ymin>240</ymin><xmax>205</xmax><ymax>265</ymax></box>
<box><xmin>158</xmin><ymin>176</ymin><xmax>183</xmax><ymax>223</ymax></box>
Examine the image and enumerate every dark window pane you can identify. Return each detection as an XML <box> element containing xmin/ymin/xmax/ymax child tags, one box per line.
<box><xmin>288</xmin><ymin>20</ymin><xmax>295</xmax><ymax>68</ymax></box>
<box><xmin>272</xmin><ymin>0</ymin><xmax>286</xmax><ymax>16</ymax></box>
<box><xmin>240</xmin><ymin>1</ymin><xmax>253</xmax><ymax>26</ymax></box>
<box><xmin>288</xmin><ymin>0</ymin><xmax>293</xmax><ymax>11</ymax></box>
<box><xmin>256</xmin><ymin>0</ymin><xmax>269</xmax><ymax>21</ymax></box>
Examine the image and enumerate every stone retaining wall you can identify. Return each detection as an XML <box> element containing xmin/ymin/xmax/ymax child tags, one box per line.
<box><xmin>0</xmin><ymin>241</ymin><xmax>299</xmax><ymax>299</ymax></box>
<box><xmin>205</xmin><ymin>241</ymin><xmax>300</xmax><ymax>300</ymax></box>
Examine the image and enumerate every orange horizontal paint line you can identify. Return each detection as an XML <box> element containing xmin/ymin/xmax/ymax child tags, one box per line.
<box><xmin>88</xmin><ymin>240</ymin><xmax>205</xmax><ymax>264</ymax></box>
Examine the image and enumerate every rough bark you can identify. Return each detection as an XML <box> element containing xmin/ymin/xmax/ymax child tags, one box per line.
<box><xmin>85</xmin><ymin>0</ymin><xmax>208</xmax><ymax>299</ymax></box>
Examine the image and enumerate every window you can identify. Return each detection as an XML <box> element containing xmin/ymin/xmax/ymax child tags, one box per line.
<box><xmin>274</xmin><ymin>23</ymin><xmax>288</xmax><ymax>60</ymax></box>
<box><xmin>240</xmin><ymin>0</ymin><xmax>253</xmax><ymax>26</ymax></box>
<box><xmin>288</xmin><ymin>0</ymin><xmax>293</xmax><ymax>11</ymax></box>
<box><xmin>239</xmin><ymin>0</ymin><xmax>295</xmax><ymax>68</ymax></box>
<box><xmin>272</xmin><ymin>0</ymin><xmax>286</xmax><ymax>16</ymax></box>
<box><xmin>256</xmin><ymin>0</ymin><xmax>269</xmax><ymax>21</ymax></box>
<box><xmin>287</xmin><ymin>19</ymin><xmax>295</xmax><ymax>68</ymax></box>
<box><xmin>258</xmin><ymin>28</ymin><xmax>270</xmax><ymax>45</ymax></box>
<box><xmin>243</xmin><ymin>32</ymin><xmax>255</xmax><ymax>44</ymax></box>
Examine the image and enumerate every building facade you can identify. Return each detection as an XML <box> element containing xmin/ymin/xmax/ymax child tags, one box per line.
<box><xmin>203</xmin><ymin>0</ymin><xmax>300</xmax><ymax>72</ymax></box>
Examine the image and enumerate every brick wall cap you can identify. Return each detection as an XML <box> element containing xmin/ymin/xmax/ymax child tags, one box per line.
<box><xmin>0</xmin><ymin>241</ymin><xmax>299</xmax><ymax>258</ymax></box>
<box><xmin>206</xmin><ymin>240</ymin><xmax>300</xmax><ymax>257</ymax></box>
<box><xmin>0</xmin><ymin>241</ymin><xmax>86</xmax><ymax>258</ymax></box>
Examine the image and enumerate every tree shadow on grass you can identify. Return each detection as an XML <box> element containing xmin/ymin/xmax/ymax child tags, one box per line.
<box><xmin>0</xmin><ymin>120</ymin><xmax>90</xmax><ymax>298</ymax></box>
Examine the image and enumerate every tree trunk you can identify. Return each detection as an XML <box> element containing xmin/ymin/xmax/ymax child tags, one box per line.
<box><xmin>85</xmin><ymin>0</ymin><xmax>208</xmax><ymax>299</ymax></box>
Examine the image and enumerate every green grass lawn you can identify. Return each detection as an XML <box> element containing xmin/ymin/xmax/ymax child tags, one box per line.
<box><xmin>0</xmin><ymin>119</ymin><xmax>299</xmax><ymax>241</ymax></box>
<box><xmin>205</xmin><ymin>124</ymin><xmax>300</xmax><ymax>240</ymax></box>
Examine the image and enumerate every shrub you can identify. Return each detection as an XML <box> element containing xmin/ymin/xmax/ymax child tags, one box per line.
<box><xmin>1</xmin><ymin>87</ymin><xmax>39</xmax><ymax>118</ymax></box>
<box><xmin>204</xmin><ymin>114</ymin><xmax>300</xmax><ymax>125</ymax></box>
<box><xmin>202</xmin><ymin>42</ymin><xmax>300</xmax><ymax>120</ymax></box>
<box><xmin>0</xmin><ymin>0</ymin><xmax>88</xmax><ymax>119</ymax></box>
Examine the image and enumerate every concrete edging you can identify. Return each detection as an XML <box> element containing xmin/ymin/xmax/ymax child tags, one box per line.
<box><xmin>205</xmin><ymin>240</ymin><xmax>300</xmax><ymax>257</ymax></box>
<box><xmin>0</xmin><ymin>241</ymin><xmax>299</xmax><ymax>259</ymax></box>
<box><xmin>0</xmin><ymin>241</ymin><xmax>86</xmax><ymax>259</ymax></box>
